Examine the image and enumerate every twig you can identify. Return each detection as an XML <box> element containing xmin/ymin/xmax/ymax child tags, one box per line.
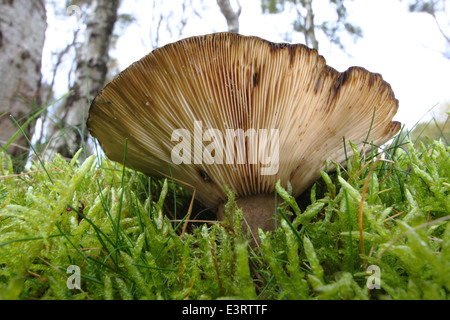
<box><xmin>376</xmin><ymin>215</ymin><xmax>450</xmax><ymax>264</ymax></box>
<box><xmin>0</xmin><ymin>169</ymin><xmax>64</xmax><ymax>181</ymax></box>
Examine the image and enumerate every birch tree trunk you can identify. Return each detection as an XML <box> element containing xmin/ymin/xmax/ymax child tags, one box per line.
<box><xmin>217</xmin><ymin>0</ymin><xmax>242</xmax><ymax>33</ymax></box>
<box><xmin>303</xmin><ymin>0</ymin><xmax>318</xmax><ymax>50</ymax></box>
<box><xmin>262</xmin><ymin>0</ymin><xmax>361</xmax><ymax>52</ymax></box>
<box><xmin>0</xmin><ymin>0</ymin><xmax>46</xmax><ymax>161</ymax></box>
<box><xmin>45</xmin><ymin>0</ymin><xmax>120</xmax><ymax>159</ymax></box>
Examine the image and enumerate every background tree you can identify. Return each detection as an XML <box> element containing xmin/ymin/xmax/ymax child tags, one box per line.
<box><xmin>261</xmin><ymin>0</ymin><xmax>362</xmax><ymax>51</ymax></box>
<box><xmin>0</xmin><ymin>0</ymin><xmax>47</xmax><ymax>166</ymax></box>
<box><xmin>43</xmin><ymin>0</ymin><xmax>121</xmax><ymax>160</ymax></box>
<box><xmin>217</xmin><ymin>0</ymin><xmax>242</xmax><ymax>33</ymax></box>
<box><xmin>133</xmin><ymin>0</ymin><xmax>205</xmax><ymax>50</ymax></box>
<box><xmin>404</xmin><ymin>0</ymin><xmax>449</xmax><ymax>58</ymax></box>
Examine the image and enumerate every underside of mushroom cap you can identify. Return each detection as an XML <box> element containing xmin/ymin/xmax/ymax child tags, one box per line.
<box><xmin>87</xmin><ymin>32</ymin><xmax>400</xmax><ymax>208</ymax></box>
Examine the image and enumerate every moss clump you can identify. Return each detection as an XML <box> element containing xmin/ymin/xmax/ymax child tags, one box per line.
<box><xmin>0</xmin><ymin>139</ymin><xmax>449</xmax><ymax>300</ymax></box>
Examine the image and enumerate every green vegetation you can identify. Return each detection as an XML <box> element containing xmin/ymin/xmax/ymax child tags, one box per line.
<box><xmin>408</xmin><ymin>104</ymin><xmax>449</xmax><ymax>146</ymax></box>
<box><xmin>0</xmin><ymin>137</ymin><xmax>449</xmax><ymax>300</ymax></box>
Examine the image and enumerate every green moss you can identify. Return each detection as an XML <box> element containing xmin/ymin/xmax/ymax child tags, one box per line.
<box><xmin>0</xmin><ymin>139</ymin><xmax>448</xmax><ymax>300</ymax></box>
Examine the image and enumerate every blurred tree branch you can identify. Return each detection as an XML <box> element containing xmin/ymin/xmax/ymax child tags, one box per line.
<box><xmin>261</xmin><ymin>0</ymin><xmax>362</xmax><ymax>52</ymax></box>
<box><xmin>217</xmin><ymin>0</ymin><xmax>242</xmax><ymax>33</ymax></box>
<box><xmin>406</xmin><ymin>0</ymin><xmax>449</xmax><ymax>58</ymax></box>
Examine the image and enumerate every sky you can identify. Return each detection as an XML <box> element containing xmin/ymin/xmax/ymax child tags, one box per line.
<box><xmin>43</xmin><ymin>0</ymin><xmax>450</xmax><ymax>129</ymax></box>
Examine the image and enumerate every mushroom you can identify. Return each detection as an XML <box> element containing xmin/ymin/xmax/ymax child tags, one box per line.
<box><xmin>87</xmin><ymin>33</ymin><xmax>400</xmax><ymax>239</ymax></box>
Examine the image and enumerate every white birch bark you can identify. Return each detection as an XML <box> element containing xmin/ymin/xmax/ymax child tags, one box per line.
<box><xmin>0</xmin><ymin>0</ymin><xmax>46</xmax><ymax>160</ymax></box>
<box><xmin>304</xmin><ymin>0</ymin><xmax>318</xmax><ymax>50</ymax></box>
<box><xmin>45</xmin><ymin>0</ymin><xmax>120</xmax><ymax>159</ymax></box>
<box><xmin>217</xmin><ymin>0</ymin><xmax>241</xmax><ymax>33</ymax></box>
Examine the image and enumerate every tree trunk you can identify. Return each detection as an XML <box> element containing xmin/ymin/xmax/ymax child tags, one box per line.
<box><xmin>45</xmin><ymin>0</ymin><xmax>120</xmax><ymax>160</ymax></box>
<box><xmin>217</xmin><ymin>0</ymin><xmax>241</xmax><ymax>33</ymax></box>
<box><xmin>303</xmin><ymin>0</ymin><xmax>318</xmax><ymax>50</ymax></box>
<box><xmin>0</xmin><ymin>0</ymin><xmax>46</xmax><ymax>163</ymax></box>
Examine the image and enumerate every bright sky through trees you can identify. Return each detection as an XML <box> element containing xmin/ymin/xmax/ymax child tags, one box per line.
<box><xmin>43</xmin><ymin>0</ymin><xmax>450</xmax><ymax>129</ymax></box>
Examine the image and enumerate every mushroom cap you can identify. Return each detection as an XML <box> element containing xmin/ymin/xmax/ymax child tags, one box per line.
<box><xmin>87</xmin><ymin>33</ymin><xmax>400</xmax><ymax>208</ymax></box>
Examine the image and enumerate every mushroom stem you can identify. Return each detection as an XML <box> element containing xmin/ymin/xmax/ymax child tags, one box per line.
<box><xmin>217</xmin><ymin>193</ymin><xmax>284</xmax><ymax>243</ymax></box>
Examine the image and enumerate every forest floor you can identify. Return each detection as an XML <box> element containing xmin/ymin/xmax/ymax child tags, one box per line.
<box><xmin>0</xmin><ymin>136</ymin><xmax>449</xmax><ymax>300</ymax></box>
